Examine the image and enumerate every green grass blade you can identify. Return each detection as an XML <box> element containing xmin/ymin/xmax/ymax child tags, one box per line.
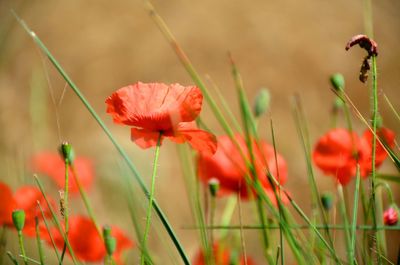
<box><xmin>350</xmin><ymin>166</ymin><xmax>361</xmax><ymax>264</ymax></box>
<box><xmin>13</xmin><ymin>13</ymin><xmax>191</xmax><ymax>265</ymax></box>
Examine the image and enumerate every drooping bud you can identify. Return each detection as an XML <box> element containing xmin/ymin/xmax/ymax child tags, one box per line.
<box><xmin>12</xmin><ymin>209</ymin><xmax>26</xmax><ymax>231</ymax></box>
<box><xmin>103</xmin><ymin>225</ymin><xmax>116</xmax><ymax>255</ymax></box>
<box><xmin>321</xmin><ymin>192</ymin><xmax>334</xmax><ymax>211</ymax></box>
<box><xmin>383</xmin><ymin>207</ymin><xmax>398</xmax><ymax>226</ymax></box>
<box><xmin>208</xmin><ymin>178</ymin><xmax>220</xmax><ymax>197</ymax></box>
<box><xmin>330</xmin><ymin>73</ymin><xmax>345</xmax><ymax>92</ymax></box>
<box><xmin>253</xmin><ymin>88</ymin><xmax>270</xmax><ymax>118</ymax></box>
<box><xmin>59</xmin><ymin>142</ymin><xmax>74</xmax><ymax>163</ymax></box>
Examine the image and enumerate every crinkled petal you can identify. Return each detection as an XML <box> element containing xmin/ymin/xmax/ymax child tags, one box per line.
<box><xmin>167</xmin><ymin>122</ymin><xmax>217</xmax><ymax>155</ymax></box>
<box><xmin>131</xmin><ymin>128</ymin><xmax>164</xmax><ymax>149</ymax></box>
<box><xmin>106</xmin><ymin>82</ymin><xmax>203</xmax><ymax>131</ymax></box>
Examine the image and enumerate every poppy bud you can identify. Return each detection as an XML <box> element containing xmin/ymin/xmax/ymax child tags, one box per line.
<box><xmin>383</xmin><ymin>207</ymin><xmax>398</xmax><ymax>226</ymax></box>
<box><xmin>321</xmin><ymin>192</ymin><xmax>334</xmax><ymax>211</ymax></box>
<box><xmin>330</xmin><ymin>73</ymin><xmax>345</xmax><ymax>92</ymax></box>
<box><xmin>103</xmin><ymin>226</ymin><xmax>116</xmax><ymax>255</ymax></box>
<box><xmin>12</xmin><ymin>209</ymin><xmax>25</xmax><ymax>231</ymax></box>
<box><xmin>208</xmin><ymin>178</ymin><xmax>220</xmax><ymax>197</ymax></box>
<box><xmin>253</xmin><ymin>88</ymin><xmax>270</xmax><ymax>118</ymax></box>
<box><xmin>59</xmin><ymin>142</ymin><xmax>74</xmax><ymax>163</ymax></box>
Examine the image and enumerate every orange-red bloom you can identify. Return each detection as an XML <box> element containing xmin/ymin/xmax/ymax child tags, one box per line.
<box><xmin>48</xmin><ymin>216</ymin><xmax>134</xmax><ymax>264</ymax></box>
<box><xmin>313</xmin><ymin>128</ymin><xmax>395</xmax><ymax>185</ymax></box>
<box><xmin>0</xmin><ymin>182</ymin><xmax>53</xmax><ymax>237</ymax></box>
<box><xmin>193</xmin><ymin>242</ymin><xmax>255</xmax><ymax>265</ymax></box>
<box><xmin>106</xmin><ymin>82</ymin><xmax>217</xmax><ymax>155</ymax></box>
<box><xmin>32</xmin><ymin>152</ymin><xmax>94</xmax><ymax>194</ymax></box>
<box><xmin>197</xmin><ymin>134</ymin><xmax>287</xmax><ymax>200</ymax></box>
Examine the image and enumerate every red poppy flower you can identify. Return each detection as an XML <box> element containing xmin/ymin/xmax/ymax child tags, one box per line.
<box><xmin>48</xmin><ymin>216</ymin><xmax>134</xmax><ymax>264</ymax></box>
<box><xmin>0</xmin><ymin>182</ymin><xmax>53</xmax><ymax>237</ymax></box>
<box><xmin>106</xmin><ymin>82</ymin><xmax>217</xmax><ymax>155</ymax></box>
<box><xmin>197</xmin><ymin>134</ymin><xmax>287</xmax><ymax>200</ymax></box>
<box><xmin>192</xmin><ymin>242</ymin><xmax>256</xmax><ymax>265</ymax></box>
<box><xmin>32</xmin><ymin>152</ymin><xmax>94</xmax><ymax>194</ymax></box>
<box><xmin>313</xmin><ymin>127</ymin><xmax>395</xmax><ymax>185</ymax></box>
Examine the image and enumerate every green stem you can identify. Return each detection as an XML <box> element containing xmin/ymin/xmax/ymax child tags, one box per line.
<box><xmin>140</xmin><ymin>133</ymin><xmax>162</xmax><ymax>265</ymax></box>
<box><xmin>13</xmin><ymin>15</ymin><xmax>191</xmax><ymax>264</ymax></box>
<box><xmin>350</xmin><ymin>168</ymin><xmax>361</xmax><ymax>265</ymax></box>
<box><xmin>0</xmin><ymin>225</ymin><xmax>7</xmax><ymax>264</ymax></box>
<box><xmin>37</xmin><ymin>202</ymin><xmax>61</xmax><ymax>263</ymax></box>
<box><xmin>35</xmin><ymin>217</ymin><xmax>45</xmax><ymax>265</ymax></box>
<box><xmin>70</xmin><ymin>165</ymin><xmax>102</xmax><ymax>237</ymax></box>
<box><xmin>337</xmin><ymin>184</ymin><xmax>352</xmax><ymax>264</ymax></box>
<box><xmin>17</xmin><ymin>231</ymin><xmax>27</xmax><ymax>265</ymax></box>
<box><xmin>61</xmin><ymin>158</ymin><xmax>70</xmax><ymax>263</ymax></box>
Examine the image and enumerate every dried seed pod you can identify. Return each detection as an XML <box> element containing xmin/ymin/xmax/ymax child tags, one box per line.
<box><xmin>359</xmin><ymin>56</ymin><xmax>371</xmax><ymax>83</ymax></box>
<box><xmin>345</xmin><ymin>34</ymin><xmax>378</xmax><ymax>57</ymax></box>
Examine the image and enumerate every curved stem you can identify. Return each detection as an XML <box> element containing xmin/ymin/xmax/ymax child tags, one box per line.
<box><xmin>140</xmin><ymin>133</ymin><xmax>162</xmax><ymax>265</ymax></box>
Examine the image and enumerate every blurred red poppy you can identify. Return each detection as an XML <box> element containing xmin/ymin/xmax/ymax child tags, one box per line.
<box><xmin>313</xmin><ymin>128</ymin><xmax>395</xmax><ymax>185</ymax></box>
<box><xmin>197</xmin><ymin>134</ymin><xmax>287</xmax><ymax>200</ymax></box>
<box><xmin>0</xmin><ymin>182</ymin><xmax>53</xmax><ymax>236</ymax></box>
<box><xmin>32</xmin><ymin>152</ymin><xmax>94</xmax><ymax>194</ymax></box>
<box><xmin>0</xmin><ymin>183</ymin><xmax>17</xmax><ymax>226</ymax></box>
<box><xmin>106</xmin><ymin>82</ymin><xmax>217</xmax><ymax>155</ymax></box>
<box><xmin>193</xmin><ymin>242</ymin><xmax>255</xmax><ymax>265</ymax></box>
<box><xmin>48</xmin><ymin>216</ymin><xmax>134</xmax><ymax>264</ymax></box>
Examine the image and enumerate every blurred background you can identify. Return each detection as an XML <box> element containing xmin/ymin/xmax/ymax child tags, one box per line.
<box><xmin>0</xmin><ymin>0</ymin><xmax>399</xmax><ymax>264</ymax></box>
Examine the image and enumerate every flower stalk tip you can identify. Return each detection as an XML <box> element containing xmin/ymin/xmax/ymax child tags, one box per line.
<box><xmin>59</xmin><ymin>142</ymin><xmax>74</xmax><ymax>163</ymax></box>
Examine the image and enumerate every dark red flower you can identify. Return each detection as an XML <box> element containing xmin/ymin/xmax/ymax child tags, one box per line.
<box><xmin>197</xmin><ymin>134</ymin><xmax>287</xmax><ymax>200</ymax></box>
<box><xmin>32</xmin><ymin>152</ymin><xmax>94</xmax><ymax>194</ymax></box>
<box><xmin>313</xmin><ymin>128</ymin><xmax>395</xmax><ymax>185</ymax></box>
<box><xmin>383</xmin><ymin>207</ymin><xmax>398</xmax><ymax>226</ymax></box>
<box><xmin>106</xmin><ymin>82</ymin><xmax>217</xmax><ymax>155</ymax></box>
<box><xmin>0</xmin><ymin>182</ymin><xmax>53</xmax><ymax>237</ymax></box>
<box><xmin>192</xmin><ymin>242</ymin><xmax>256</xmax><ymax>265</ymax></box>
<box><xmin>48</xmin><ymin>216</ymin><xmax>134</xmax><ymax>264</ymax></box>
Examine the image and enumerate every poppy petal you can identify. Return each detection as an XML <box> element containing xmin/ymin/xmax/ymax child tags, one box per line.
<box><xmin>167</xmin><ymin>122</ymin><xmax>217</xmax><ymax>155</ymax></box>
<box><xmin>31</xmin><ymin>152</ymin><xmax>94</xmax><ymax>194</ymax></box>
<box><xmin>131</xmin><ymin>128</ymin><xmax>164</xmax><ymax>149</ymax></box>
<box><xmin>0</xmin><ymin>182</ymin><xmax>16</xmax><ymax>226</ymax></box>
<box><xmin>106</xmin><ymin>82</ymin><xmax>203</xmax><ymax>131</ymax></box>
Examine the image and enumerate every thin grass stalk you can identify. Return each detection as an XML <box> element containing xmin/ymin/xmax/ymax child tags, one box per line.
<box><xmin>291</xmin><ymin>95</ymin><xmax>335</xmax><ymax>249</ymax></box>
<box><xmin>237</xmin><ymin>194</ymin><xmax>248</xmax><ymax>265</ymax></box>
<box><xmin>6</xmin><ymin>252</ymin><xmax>18</xmax><ymax>265</ymax></box>
<box><xmin>269</xmin><ymin>121</ymin><xmax>284</xmax><ymax>265</ymax></box>
<box><xmin>350</xmin><ymin>167</ymin><xmax>361</xmax><ymax>264</ymax></box>
<box><xmin>34</xmin><ymin>217</ymin><xmax>45</xmax><ymax>265</ymax></box>
<box><xmin>34</xmin><ymin>175</ymin><xmax>79</xmax><ymax>265</ymax></box>
<box><xmin>206</xmin><ymin>76</ymin><xmax>243</xmax><ymax>133</ymax></box>
<box><xmin>187</xmin><ymin>224</ymin><xmax>400</xmax><ymax>231</ymax></box>
<box><xmin>230</xmin><ymin>58</ymin><xmax>274</xmax><ymax>264</ymax></box>
<box><xmin>70</xmin><ymin>165</ymin><xmax>101</xmax><ymax>237</ymax></box>
<box><xmin>37</xmin><ymin>202</ymin><xmax>61</xmax><ymax>263</ymax></box>
<box><xmin>141</xmin><ymin>133</ymin><xmax>162</xmax><ymax>265</ymax></box>
<box><xmin>0</xmin><ymin>225</ymin><xmax>7</xmax><ymax>264</ymax></box>
<box><xmin>219</xmin><ymin>197</ymin><xmax>237</xmax><ymax>239</ymax></box>
<box><xmin>13</xmin><ymin>15</ymin><xmax>191</xmax><ymax>264</ymax></box>
<box><xmin>176</xmin><ymin>145</ymin><xmax>212</xmax><ymax>265</ymax></box>
<box><xmin>337</xmin><ymin>184</ymin><xmax>352</xmax><ymax>263</ymax></box>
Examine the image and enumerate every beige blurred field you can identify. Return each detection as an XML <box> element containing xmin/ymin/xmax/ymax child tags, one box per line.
<box><xmin>0</xmin><ymin>0</ymin><xmax>399</xmax><ymax>264</ymax></box>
